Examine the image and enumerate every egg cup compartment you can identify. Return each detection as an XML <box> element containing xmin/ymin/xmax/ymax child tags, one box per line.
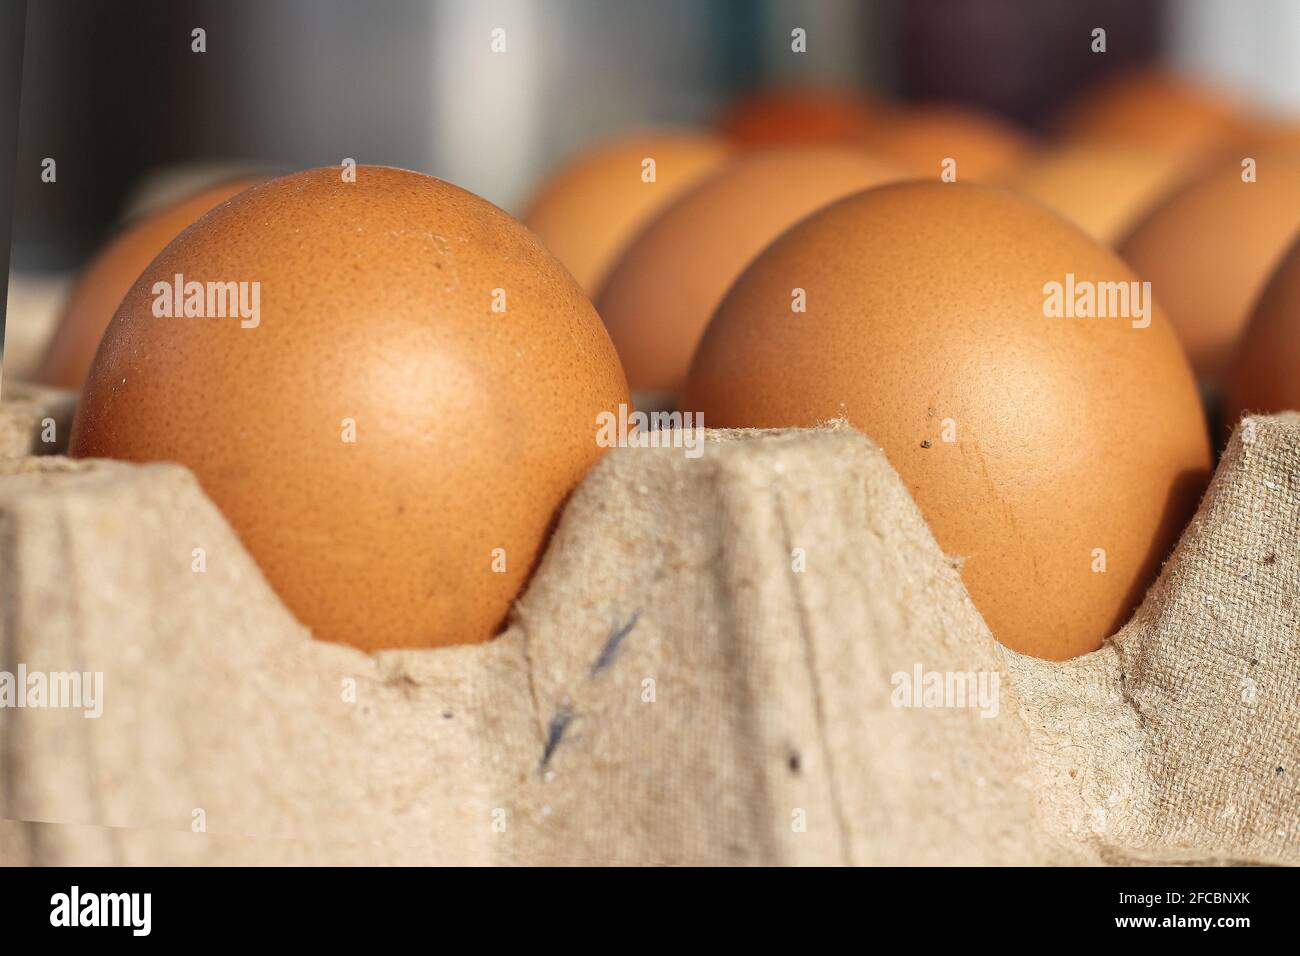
<box><xmin>0</xmin><ymin>389</ymin><xmax>1296</xmax><ymax>865</ymax></box>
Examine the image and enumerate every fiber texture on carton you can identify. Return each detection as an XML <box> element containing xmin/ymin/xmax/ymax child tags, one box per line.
<box><xmin>0</xmin><ymin>394</ymin><xmax>1295</xmax><ymax>866</ymax></box>
<box><xmin>0</xmin><ymin>382</ymin><xmax>74</xmax><ymax>459</ymax></box>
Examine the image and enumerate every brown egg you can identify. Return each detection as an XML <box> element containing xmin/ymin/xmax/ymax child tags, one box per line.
<box><xmin>70</xmin><ymin>166</ymin><xmax>630</xmax><ymax>651</ymax></box>
<box><xmin>1243</xmin><ymin>115</ymin><xmax>1300</xmax><ymax>150</ymax></box>
<box><xmin>521</xmin><ymin>130</ymin><xmax>731</xmax><ymax>293</ymax></box>
<box><xmin>596</xmin><ymin>146</ymin><xmax>903</xmax><ymax>393</ymax></box>
<box><xmin>1118</xmin><ymin>148</ymin><xmax>1300</xmax><ymax>381</ymax></box>
<box><xmin>1006</xmin><ymin>143</ymin><xmax>1194</xmax><ymax>245</ymax></box>
<box><xmin>682</xmin><ymin>182</ymin><xmax>1211</xmax><ymax>660</ymax></box>
<box><xmin>1224</xmin><ymin>236</ymin><xmax>1300</xmax><ymax>423</ymax></box>
<box><xmin>1057</xmin><ymin>68</ymin><xmax>1251</xmax><ymax>158</ymax></box>
<box><xmin>36</xmin><ymin>176</ymin><xmax>266</xmax><ymax>389</ymax></box>
<box><xmin>865</xmin><ymin>104</ymin><xmax>1032</xmax><ymax>181</ymax></box>
<box><xmin>718</xmin><ymin>87</ymin><xmax>883</xmax><ymax>147</ymax></box>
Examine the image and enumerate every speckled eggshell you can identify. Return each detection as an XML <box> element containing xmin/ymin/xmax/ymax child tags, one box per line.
<box><xmin>521</xmin><ymin>130</ymin><xmax>731</xmax><ymax>293</ymax></box>
<box><xmin>596</xmin><ymin>146</ymin><xmax>903</xmax><ymax>394</ymax></box>
<box><xmin>682</xmin><ymin>182</ymin><xmax>1212</xmax><ymax>660</ymax></box>
<box><xmin>1225</xmin><ymin>235</ymin><xmax>1300</xmax><ymax>423</ymax></box>
<box><xmin>37</xmin><ymin>176</ymin><xmax>266</xmax><ymax>389</ymax></box>
<box><xmin>69</xmin><ymin>165</ymin><xmax>630</xmax><ymax>651</ymax></box>
<box><xmin>1118</xmin><ymin>148</ymin><xmax>1300</xmax><ymax>382</ymax></box>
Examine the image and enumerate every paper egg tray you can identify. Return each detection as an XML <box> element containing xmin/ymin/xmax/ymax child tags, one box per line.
<box><xmin>0</xmin><ymin>381</ymin><xmax>1296</xmax><ymax>866</ymax></box>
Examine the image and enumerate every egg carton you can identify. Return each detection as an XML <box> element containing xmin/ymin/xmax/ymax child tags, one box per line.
<box><xmin>0</xmin><ymin>383</ymin><xmax>1296</xmax><ymax>866</ymax></box>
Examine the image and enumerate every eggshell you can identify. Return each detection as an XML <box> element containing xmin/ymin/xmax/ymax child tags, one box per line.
<box><xmin>69</xmin><ymin>166</ymin><xmax>630</xmax><ymax>651</ymax></box>
<box><xmin>865</xmin><ymin>104</ymin><xmax>1032</xmax><ymax>181</ymax></box>
<box><xmin>1057</xmin><ymin>69</ymin><xmax>1251</xmax><ymax>158</ymax></box>
<box><xmin>1118</xmin><ymin>148</ymin><xmax>1300</xmax><ymax>381</ymax></box>
<box><xmin>596</xmin><ymin>146</ymin><xmax>903</xmax><ymax>393</ymax></box>
<box><xmin>682</xmin><ymin>182</ymin><xmax>1211</xmax><ymax>660</ymax></box>
<box><xmin>718</xmin><ymin>87</ymin><xmax>883</xmax><ymax>147</ymax></box>
<box><xmin>521</xmin><ymin>130</ymin><xmax>730</xmax><ymax>293</ymax></box>
<box><xmin>1224</xmin><ymin>235</ymin><xmax>1300</xmax><ymax>423</ymax></box>
<box><xmin>36</xmin><ymin>176</ymin><xmax>266</xmax><ymax>389</ymax></box>
<box><xmin>1005</xmin><ymin>143</ymin><xmax>1193</xmax><ymax>245</ymax></box>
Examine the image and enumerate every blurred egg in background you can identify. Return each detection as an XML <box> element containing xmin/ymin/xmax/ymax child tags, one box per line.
<box><xmin>1118</xmin><ymin>147</ymin><xmax>1300</xmax><ymax>382</ymax></box>
<box><xmin>1225</xmin><ymin>234</ymin><xmax>1300</xmax><ymax>424</ymax></box>
<box><xmin>36</xmin><ymin>175</ymin><xmax>267</xmax><ymax>389</ymax></box>
<box><xmin>864</xmin><ymin>103</ymin><xmax>1033</xmax><ymax>181</ymax></box>
<box><xmin>1054</xmin><ymin>68</ymin><xmax>1252</xmax><ymax>159</ymax></box>
<box><xmin>596</xmin><ymin>145</ymin><xmax>902</xmax><ymax>394</ymax></box>
<box><xmin>717</xmin><ymin>85</ymin><xmax>884</xmax><ymax>146</ymax></box>
<box><xmin>1004</xmin><ymin>144</ymin><xmax>1193</xmax><ymax>245</ymax></box>
<box><xmin>521</xmin><ymin>130</ymin><xmax>731</xmax><ymax>293</ymax></box>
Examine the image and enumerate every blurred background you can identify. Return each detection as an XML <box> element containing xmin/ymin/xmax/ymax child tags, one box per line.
<box><xmin>14</xmin><ymin>0</ymin><xmax>1300</xmax><ymax>269</ymax></box>
<box><xmin>7</xmin><ymin>0</ymin><xmax>1300</xmax><ymax>389</ymax></box>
